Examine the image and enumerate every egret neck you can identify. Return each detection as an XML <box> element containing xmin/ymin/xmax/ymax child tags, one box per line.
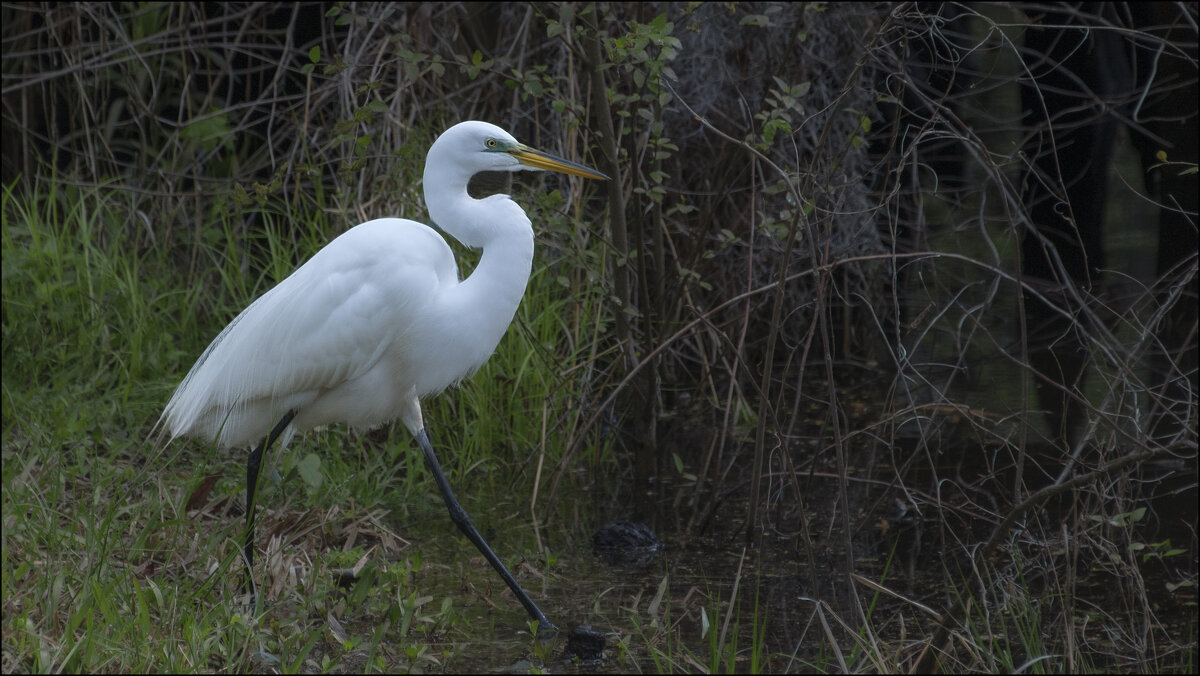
<box><xmin>424</xmin><ymin>168</ymin><xmax>535</xmax><ymax>395</ymax></box>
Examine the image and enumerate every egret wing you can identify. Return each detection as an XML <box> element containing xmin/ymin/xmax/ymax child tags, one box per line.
<box><xmin>161</xmin><ymin>219</ymin><xmax>456</xmax><ymax>446</ymax></box>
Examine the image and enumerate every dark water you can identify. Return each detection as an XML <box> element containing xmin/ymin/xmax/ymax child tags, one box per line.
<box><xmin>282</xmin><ymin>423</ymin><xmax>1193</xmax><ymax>674</ymax></box>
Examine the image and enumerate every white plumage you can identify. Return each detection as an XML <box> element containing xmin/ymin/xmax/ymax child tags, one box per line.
<box><xmin>158</xmin><ymin>120</ymin><xmax>607</xmax><ymax>633</ymax></box>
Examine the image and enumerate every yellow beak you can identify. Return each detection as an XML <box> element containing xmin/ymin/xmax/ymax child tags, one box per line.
<box><xmin>510</xmin><ymin>146</ymin><xmax>610</xmax><ymax>181</ymax></box>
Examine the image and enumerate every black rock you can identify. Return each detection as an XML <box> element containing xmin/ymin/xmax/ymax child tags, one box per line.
<box><xmin>563</xmin><ymin>624</ymin><xmax>606</xmax><ymax>661</ymax></box>
<box><xmin>592</xmin><ymin>521</ymin><xmax>662</xmax><ymax>568</ymax></box>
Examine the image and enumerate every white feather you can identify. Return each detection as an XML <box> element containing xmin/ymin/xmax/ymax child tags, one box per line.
<box><xmin>157</xmin><ymin>121</ymin><xmax>589</xmax><ymax>449</ymax></box>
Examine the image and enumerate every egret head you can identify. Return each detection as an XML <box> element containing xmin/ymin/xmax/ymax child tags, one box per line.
<box><xmin>428</xmin><ymin>121</ymin><xmax>609</xmax><ymax>181</ymax></box>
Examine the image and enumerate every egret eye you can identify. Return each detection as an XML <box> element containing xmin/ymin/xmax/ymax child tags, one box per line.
<box><xmin>485</xmin><ymin>138</ymin><xmax>498</xmax><ymax>149</ymax></box>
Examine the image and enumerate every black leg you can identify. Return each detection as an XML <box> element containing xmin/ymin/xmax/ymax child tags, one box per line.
<box><xmin>415</xmin><ymin>428</ymin><xmax>557</xmax><ymax>635</ymax></box>
<box><xmin>243</xmin><ymin>409</ymin><xmax>297</xmax><ymax>604</ymax></box>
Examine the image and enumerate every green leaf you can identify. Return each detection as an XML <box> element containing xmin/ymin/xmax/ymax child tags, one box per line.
<box><xmin>181</xmin><ymin>113</ymin><xmax>233</xmax><ymax>152</ymax></box>
<box><xmin>1109</xmin><ymin>507</ymin><xmax>1147</xmax><ymax>527</ymax></box>
<box><xmin>762</xmin><ymin>118</ymin><xmax>791</xmax><ymax>145</ymax></box>
<box><xmin>297</xmin><ymin>453</ymin><xmax>323</xmax><ymax>490</ymax></box>
<box><xmin>308</xmin><ymin>45</ymin><xmax>321</xmax><ymax>63</ymax></box>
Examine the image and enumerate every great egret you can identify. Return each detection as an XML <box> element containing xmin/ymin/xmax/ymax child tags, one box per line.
<box><xmin>159</xmin><ymin>120</ymin><xmax>608</xmax><ymax>633</ymax></box>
